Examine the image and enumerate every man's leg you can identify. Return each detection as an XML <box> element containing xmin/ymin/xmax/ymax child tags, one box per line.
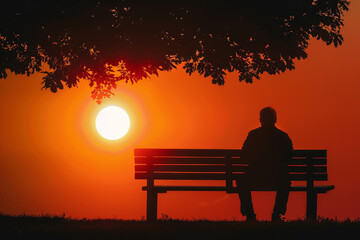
<box><xmin>272</xmin><ymin>187</ymin><xmax>290</xmax><ymax>219</ymax></box>
<box><xmin>238</xmin><ymin>189</ymin><xmax>256</xmax><ymax>219</ymax></box>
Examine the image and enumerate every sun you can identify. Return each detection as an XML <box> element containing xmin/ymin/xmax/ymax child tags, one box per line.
<box><xmin>95</xmin><ymin>106</ymin><xmax>130</xmax><ymax>140</ymax></box>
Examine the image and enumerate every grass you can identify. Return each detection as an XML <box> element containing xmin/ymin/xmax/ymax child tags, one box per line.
<box><xmin>0</xmin><ymin>214</ymin><xmax>359</xmax><ymax>240</ymax></box>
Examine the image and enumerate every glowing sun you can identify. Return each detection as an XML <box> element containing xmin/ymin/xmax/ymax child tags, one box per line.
<box><xmin>96</xmin><ymin>106</ymin><xmax>130</xmax><ymax>140</ymax></box>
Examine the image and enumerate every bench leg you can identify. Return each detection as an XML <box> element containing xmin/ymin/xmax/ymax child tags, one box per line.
<box><xmin>306</xmin><ymin>191</ymin><xmax>318</xmax><ymax>221</ymax></box>
<box><xmin>146</xmin><ymin>189</ymin><xmax>158</xmax><ymax>222</ymax></box>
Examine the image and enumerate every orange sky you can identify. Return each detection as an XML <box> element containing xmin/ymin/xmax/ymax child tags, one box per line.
<box><xmin>0</xmin><ymin>2</ymin><xmax>359</xmax><ymax>221</ymax></box>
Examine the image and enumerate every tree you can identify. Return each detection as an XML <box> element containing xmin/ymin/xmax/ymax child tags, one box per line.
<box><xmin>0</xmin><ymin>0</ymin><xmax>350</xmax><ymax>103</ymax></box>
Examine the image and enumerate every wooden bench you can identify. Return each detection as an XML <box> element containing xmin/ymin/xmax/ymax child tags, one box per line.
<box><xmin>134</xmin><ymin>149</ymin><xmax>334</xmax><ymax>221</ymax></box>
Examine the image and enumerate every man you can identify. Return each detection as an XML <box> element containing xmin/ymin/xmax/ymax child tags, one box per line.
<box><xmin>237</xmin><ymin>107</ymin><xmax>293</xmax><ymax>222</ymax></box>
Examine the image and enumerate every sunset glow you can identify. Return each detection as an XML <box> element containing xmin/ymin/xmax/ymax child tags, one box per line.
<box><xmin>0</xmin><ymin>1</ymin><xmax>358</xmax><ymax>222</ymax></box>
<box><xmin>95</xmin><ymin>106</ymin><xmax>130</xmax><ymax>140</ymax></box>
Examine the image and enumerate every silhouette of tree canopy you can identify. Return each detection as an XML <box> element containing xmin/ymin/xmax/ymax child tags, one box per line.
<box><xmin>0</xmin><ymin>0</ymin><xmax>349</xmax><ymax>103</ymax></box>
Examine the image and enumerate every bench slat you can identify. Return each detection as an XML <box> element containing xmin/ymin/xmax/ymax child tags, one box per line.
<box><xmin>141</xmin><ymin>185</ymin><xmax>334</xmax><ymax>193</ymax></box>
<box><xmin>134</xmin><ymin>149</ymin><xmax>242</xmax><ymax>157</ymax></box>
<box><xmin>290</xmin><ymin>173</ymin><xmax>327</xmax><ymax>181</ymax></box>
<box><xmin>289</xmin><ymin>158</ymin><xmax>326</xmax><ymax>165</ymax></box>
<box><xmin>135</xmin><ymin>157</ymin><xmax>327</xmax><ymax>165</ymax></box>
<box><xmin>135</xmin><ymin>157</ymin><xmax>243</xmax><ymax>164</ymax></box>
<box><xmin>135</xmin><ymin>165</ymin><xmax>327</xmax><ymax>173</ymax></box>
<box><xmin>134</xmin><ymin>149</ymin><xmax>326</xmax><ymax>158</ymax></box>
<box><xmin>135</xmin><ymin>172</ymin><xmax>328</xmax><ymax>181</ymax></box>
<box><xmin>292</xmin><ymin>150</ymin><xmax>326</xmax><ymax>157</ymax></box>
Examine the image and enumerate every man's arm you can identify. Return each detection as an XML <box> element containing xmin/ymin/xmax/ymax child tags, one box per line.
<box><xmin>241</xmin><ymin>131</ymin><xmax>255</xmax><ymax>161</ymax></box>
<box><xmin>284</xmin><ymin>133</ymin><xmax>294</xmax><ymax>165</ymax></box>
<box><xmin>286</xmin><ymin>134</ymin><xmax>294</xmax><ymax>153</ymax></box>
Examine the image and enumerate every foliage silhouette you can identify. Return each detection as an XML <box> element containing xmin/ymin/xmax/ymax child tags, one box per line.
<box><xmin>0</xmin><ymin>0</ymin><xmax>349</xmax><ymax>103</ymax></box>
<box><xmin>0</xmin><ymin>214</ymin><xmax>359</xmax><ymax>240</ymax></box>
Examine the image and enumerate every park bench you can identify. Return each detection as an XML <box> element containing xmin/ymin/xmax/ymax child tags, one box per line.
<box><xmin>134</xmin><ymin>149</ymin><xmax>334</xmax><ymax>221</ymax></box>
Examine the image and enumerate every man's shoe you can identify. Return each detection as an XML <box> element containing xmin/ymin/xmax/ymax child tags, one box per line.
<box><xmin>271</xmin><ymin>213</ymin><xmax>284</xmax><ymax>222</ymax></box>
<box><xmin>245</xmin><ymin>214</ymin><xmax>257</xmax><ymax>223</ymax></box>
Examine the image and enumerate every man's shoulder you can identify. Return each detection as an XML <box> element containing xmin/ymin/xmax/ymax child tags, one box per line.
<box><xmin>249</xmin><ymin>127</ymin><xmax>291</xmax><ymax>138</ymax></box>
<box><xmin>275</xmin><ymin>127</ymin><xmax>288</xmax><ymax>135</ymax></box>
<box><xmin>248</xmin><ymin>127</ymin><xmax>290</xmax><ymax>136</ymax></box>
<box><xmin>274</xmin><ymin>127</ymin><xmax>292</xmax><ymax>141</ymax></box>
<box><xmin>248</xmin><ymin>127</ymin><xmax>262</xmax><ymax>135</ymax></box>
<box><xmin>276</xmin><ymin>127</ymin><xmax>289</xmax><ymax>134</ymax></box>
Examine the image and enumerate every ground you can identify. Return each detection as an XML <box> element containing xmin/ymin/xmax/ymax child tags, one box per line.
<box><xmin>0</xmin><ymin>214</ymin><xmax>359</xmax><ymax>240</ymax></box>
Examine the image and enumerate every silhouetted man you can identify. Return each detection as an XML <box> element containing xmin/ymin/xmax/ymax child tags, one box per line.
<box><xmin>237</xmin><ymin>107</ymin><xmax>293</xmax><ymax>221</ymax></box>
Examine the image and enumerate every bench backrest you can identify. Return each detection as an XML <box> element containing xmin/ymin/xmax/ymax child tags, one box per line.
<box><xmin>134</xmin><ymin>149</ymin><xmax>327</xmax><ymax>188</ymax></box>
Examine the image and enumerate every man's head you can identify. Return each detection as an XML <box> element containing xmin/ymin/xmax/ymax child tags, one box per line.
<box><xmin>260</xmin><ymin>107</ymin><xmax>277</xmax><ymax>127</ymax></box>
